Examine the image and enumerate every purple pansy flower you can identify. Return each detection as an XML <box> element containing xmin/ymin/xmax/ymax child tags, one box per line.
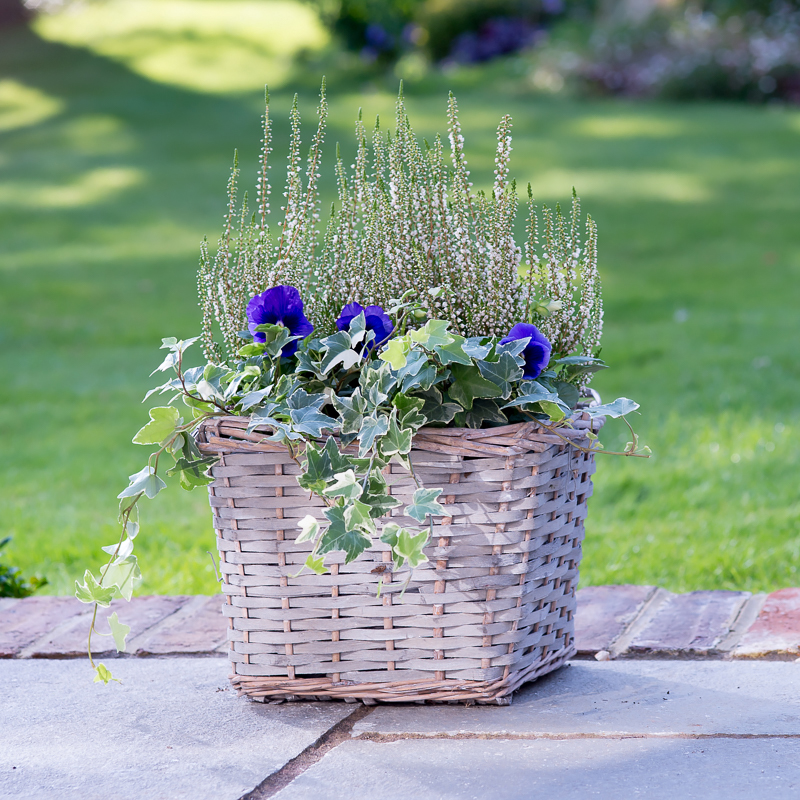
<box><xmin>500</xmin><ymin>323</ymin><xmax>552</xmax><ymax>380</ymax></box>
<box><xmin>246</xmin><ymin>285</ymin><xmax>314</xmax><ymax>357</ymax></box>
<box><xmin>336</xmin><ymin>302</ymin><xmax>394</xmax><ymax>350</ymax></box>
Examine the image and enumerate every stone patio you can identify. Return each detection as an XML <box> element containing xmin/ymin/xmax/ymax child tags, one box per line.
<box><xmin>3</xmin><ymin>587</ymin><xmax>800</xmax><ymax>800</ymax></box>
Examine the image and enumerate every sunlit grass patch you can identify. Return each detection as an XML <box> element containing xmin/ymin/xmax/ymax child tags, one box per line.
<box><xmin>0</xmin><ymin>79</ymin><xmax>64</xmax><ymax>131</ymax></box>
<box><xmin>34</xmin><ymin>0</ymin><xmax>328</xmax><ymax>94</ymax></box>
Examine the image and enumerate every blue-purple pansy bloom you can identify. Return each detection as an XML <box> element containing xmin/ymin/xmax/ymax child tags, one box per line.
<box><xmin>500</xmin><ymin>323</ymin><xmax>552</xmax><ymax>380</ymax></box>
<box><xmin>336</xmin><ymin>302</ymin><xmax>394</xmax><ymax>350</ymax></box>
<box><xmin>246</xmin><ymin>285</ymin><xmax>314</xmax><ymax>357</ymax></box>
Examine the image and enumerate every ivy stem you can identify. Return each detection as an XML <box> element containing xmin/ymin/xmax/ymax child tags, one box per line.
<box><xmin>520</xmin><ymin>411</ymin><xmax>650</xmax><ymax>458</ymax></box>
<box><xmin>87</xmin><ymin>603</ymin><xmax>99</xmax><ymax>669</ymax></box>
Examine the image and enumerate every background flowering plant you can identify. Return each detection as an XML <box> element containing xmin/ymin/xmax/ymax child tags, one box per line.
<box><xmin>76</xmin><ymin>82</ymin><xmax>647</xmax><ymax>684</ymax></box>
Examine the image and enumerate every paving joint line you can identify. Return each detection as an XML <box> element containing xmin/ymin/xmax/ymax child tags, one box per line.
<box><xmin>717</xmin><ymin>593</ymin><xmax>768</xmax><ymax>653</ymax></box>
<box><xmin>609</xmin><ymin>588</ymin><xmax>672</xmax><ymax>659</ymax></box>
<box><xmin>352</xmin><ymin>731</ymin><xmax>800</xmax><ymax>743</ymax></box>
<box><xmin>238</xmin><ymin>703</ymin><xmax>375</xmax><ymax>799</ymax></box>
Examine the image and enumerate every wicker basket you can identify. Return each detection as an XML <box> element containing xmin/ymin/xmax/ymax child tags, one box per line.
<box><xmin>196</xmin><ymin>413</ymin><xmax>602</xmax><ymax>704</ymax></box>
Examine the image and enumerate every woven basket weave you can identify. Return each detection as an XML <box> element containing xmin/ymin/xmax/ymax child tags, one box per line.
<box><xmin>197</xmin><ymin>412</ymin><xmax>602</xmax><ymax>704</ymax></box>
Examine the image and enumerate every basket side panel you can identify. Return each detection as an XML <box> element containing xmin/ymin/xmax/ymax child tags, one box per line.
<box><xmin>200</xmin><ymin>417</ymin><xmax>596</xmax><ymax>699</ymax></box>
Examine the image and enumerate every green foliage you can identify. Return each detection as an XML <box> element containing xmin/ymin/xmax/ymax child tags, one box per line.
<box><xmin>0</xmin><ymin>538</ymin><xmax>46</xmax><ymax>599</ymax></box>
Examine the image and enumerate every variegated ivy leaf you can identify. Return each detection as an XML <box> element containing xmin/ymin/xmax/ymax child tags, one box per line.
<box><xmin>360</xmin><ymin>362</ymin><xmax>397</xmax><ymax>407</ymax></box>
<box><xmin>357</xmin><ymin>415</ymin><xmax>390</xmax><ymax>457</ymax></box>
<box><xmin>447</xmin><ymin>364</ymin><xmax>502</xmax><ymax>410</ymax></box>
<box><xmin>418</xmin><ymin>387</ymin><xmax>461</xmax><ymax>425</ymax></box>
<box><xmin>477</xmin><ymin>352</ymin><xmax>523</xmax><ymax>399</ymax></box>
<box><xmin>392</xmin><ymin>393</ymin><xmax>427</xmax><ymax>431</ymax></box>
<box><xmin>237</xmin><ymin>342</ymin><xmax>267</xmax><ymax>358</ymax></box>
<box><xmin>401</xmin><ymin>363</ymin><xmax>437</xmax><ymax>394</ymax></box>
<box><xmin>303</xmin><ymin>553</ymin><xmax>326</xmax><ymax>575</ymax></box>
<box><xmin>319</xmin><ymin>331</ymin><xmax>360</xmax><ymax>375</ymax></box>
<box><xmin>108</xmin><ymin>612</ymin><xmax>131</xmax><ymax>653</ymax></box>
<box><xmin>289</xmin><ymin>405</ymin><xmax>334</xmax><ymax>438</ymax></box>
<box><xmin>407</xmin><ymin>487</ymin><xmax>446</xmax><ymax>523</ymax></box>
<box><xmin>224</xmin><ymin>365</ymin><xmax>261</xmax><ymax>400</ymax></box>
<box><xmin>362</xmin><ymin>473</ymin><xmax>403</xmax><ymax>517</ymax></box>
<box><xmin>345</xmin><ymin>311</ymin><xmax>375</xmax><ymax>349</ymax></box>
<box><xmin>297</xmin><ymin>442</ymin><xmax>332</xmax><ymax>493</ymax></box>
<box><xmin>344</xmin><ymin>499</ymin><xmax>377</xmax><ymax>535</ymax></box>
<box><xmin>434</xmin><ymin>334</ymin><xmax>472</xmax><ymax>366</ymax></box>
<box><xmin>332</xmin><ymin>389</ymin><xmax>367</xmax><ymax>435</ymax></box>
<box><xmin>101</xmin><ymin>537</ymin><xmax>134</xmax><ymax>560</ymax></box>
<box><xmin>409</xmin><ymin>319</ymin><xmax>454</xmax><ymax>348</ymax></box>
<box><xmin>296</xmin><ymin>514</ymin><xmax>321</xmax><ymax>544</ymax></box>
<box><xmin>379</xmin><ymin>336</ymin><xmax>411</xmax><ymax>370</ymax></box>
<box><xmin>287</xmin><ymin>388</ymin><xmax>326</xmax><ymax>410</ymax></box>
<box><xmin>502</xmin><ymin>380</ymin><xmax>560</xmax><ymax>410</ymax></box>
<box><xmin>239</xmin><ymin>387</ymin><xmax>274</xmax><ymax>413</ymax></box>
<box><xmin>93</xmin><ymin>663</ymin><xmax>118</xmax><ymax>685</ymax></box>
<box><xmin>462</xmin><ymin>337</ymin><xmax>493</xmax><ymax>360</ymax></box>
<box><xmin>462</xmin><ymin>398</ymin><xmax>508</xmax><ymax>429</ymax></box>
<box><xmin>380</xmin><ymin>523</ymin><xmax>428</xmax><ymax>569</ymax></box>
<box><xmin>379</xmin><ymin>411</ymin><xmax>413</xmax><ymax>458</ymax></box>
<box><xmin>168</xmin><ymin>456</ymin><xmax>217</xmax><ymax>490</ymax></box>
<box><xmin>582</xmin><ymin>397</ymin><xmax>640</xmax><ymax>419</ymax></box>
<box><xmin>202</xmin><ymin>363</ymin><xmax>234</xmax><ymax>395</ymax></box>
<box><xmin>252</xmin><ymin>324</ymin><xmax>297</xmax><ymax>358</ymax></box>
<box><xmin>323</xmin><ymin>470</ymin><xmax>362</xmax><ymax>500</ymax></box>
<box><xmin>149</xmin><ymin>336</ymin><xmax>200</xmax><ymax>376</ymax></box>
<box><xmin>318</xmin><ymin>506</ymin><xmax>372</xmax><ymax>563</ymax></box>
<box><xmin>75</xmin><ymin>570</ymin><xmax>115</xmax><ymax>607</ymax></box>
<box><xmin>117</xmin><ymin>466</ymin><xmax>167</xmax><ymax>500</ymax></box>
<box><xmin>495</xmin><ymin>337</ymin><xmax>529</xmax><ymax>363</ymax></box>
<box><xmin>394</xmin><ymin>528</ymin><xmax>429</xmax><ymax>568</ymax></box>
<box><xmin>539</xmin><ymin>401</ymin><xmax>567</xmax><ymax>422</ymax></box>
<box><xmin>321</xmin><ymin>347</ymin><xmax>361</xmax><ymax>375</ymax></box>
<box><xmin>102</xmin><ymin>555</ymin><xmax>142</xmax><ymax>602</ymax></box>
<box><xmin>132</xmin><ymin>406</ymin><xmax>181</xmax><ymax>446</ymax></box>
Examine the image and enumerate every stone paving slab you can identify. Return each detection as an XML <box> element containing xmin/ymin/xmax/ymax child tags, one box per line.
<box><xmin>353</xmin><ymin>661</ymin><xmax>800</xmax><ymax>737</ymax></box>
<box><xmin>0</xmin><ymin>658</ymin><xmax>354</xmax><ymax>800</ymax></box>
<box><xmin>272</xmin><ymin>738</ymin><xmax>800</xmax><ymax>800</ymax></box>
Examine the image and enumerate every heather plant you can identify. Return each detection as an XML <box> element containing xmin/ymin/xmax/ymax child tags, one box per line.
<box><xmin>76</xmin><ymin>83</ymin><xmax>646</xmax><ymax>685</ymax></box>
<box><xmin>198</xmin><ymin>83</ymin><xmax>603</xmax><ymax>362</ymax></box>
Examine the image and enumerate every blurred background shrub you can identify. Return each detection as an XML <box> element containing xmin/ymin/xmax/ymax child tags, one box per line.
<box><xmin>0</xmin><ymin>538</ymin><xmax>46</xmax><ymax>598</ymax></box>
<box><xmin>298</xmin><ymin>0</ymin><xmax>800</xmax><ymax>102</ymax></box>
<box><xmin>547</xmin><ymin>1</ymin><xmax>800</xmax><ymax>103</ymax></box>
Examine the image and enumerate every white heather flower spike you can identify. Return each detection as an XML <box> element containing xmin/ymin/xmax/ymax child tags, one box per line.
<box><xmin>199</xmin><ymin>85</ymin><xmax>604</xmax><ymax>376</ymax></box>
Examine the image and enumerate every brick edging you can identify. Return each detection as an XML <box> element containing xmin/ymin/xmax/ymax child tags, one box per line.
<box><xmin>2</xmin><ymin>587</ymin><xmax>800</xmax><ymax>661</ymax></box>
<box><xmin>574</xmin><ymin>585</ymin><xmax>800</xmax><ymax>661</ymax></box>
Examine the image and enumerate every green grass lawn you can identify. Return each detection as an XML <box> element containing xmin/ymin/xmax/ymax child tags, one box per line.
<box><xmin>1</xmin><ymin>1</ymin><xmax>799</xmax><ymax>596</ymax></box>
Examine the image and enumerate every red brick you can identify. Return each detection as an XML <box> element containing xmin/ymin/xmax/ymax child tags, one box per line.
<box><xmin>0</xmin><ymin>596</ymin><xmax>87</xmax><ymax>658</ymax></box>
<box><xmin>134</xmin><ymin>595</ymin><xmax>227</xmax><ymax>655</ymax></box>
<box><xmin>27</xmin><ymin>595</ymin><xmax>189</xmax><ymax>658</ymax></box>
<box><xmin>732</xmin><ymin>588</ymin><xmax>800</xmax><ymax>659</ymax></box>
<box><xmin>574</xmin><ymin>585</ymin><xmax>656</xmax><ymax>655</ymax></box>
<box><xmin>625</xmin><ymin>590</ymin><xmax>749</xmax><ymax>656</ymax></box>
